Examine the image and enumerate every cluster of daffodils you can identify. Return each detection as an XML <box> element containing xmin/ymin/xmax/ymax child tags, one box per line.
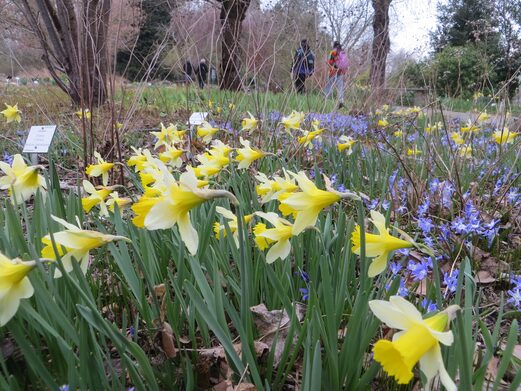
<box><xmin>0</xmin><ymin>213</ymin><xmax>128</xmax><ymax>325</ymax></box>
<box><xmin>0</xmin><ymin>154</ymin><xmax>46</xmax><ymax>203</ymax></box>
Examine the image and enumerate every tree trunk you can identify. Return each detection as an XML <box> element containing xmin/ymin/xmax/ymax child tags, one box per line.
<box><xmin>370</xmin><ymin>0</ymin><xmax>391</xmax><ymax>95</ymax></box>
<box><xmin>19</xmin><ymin>0</ymin><xmax>111</xmax><ymax>107</ymax></box>
<box><xmin>219</xmin><ymin>0</ymin><xmax>251</xmax><ymax>91</ymax></box>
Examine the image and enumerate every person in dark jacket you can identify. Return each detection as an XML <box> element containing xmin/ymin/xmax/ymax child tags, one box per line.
<box><xmin>183</xmin><ymin>60</ymin><xmax>193</xmax><ymax>83</ymax></box>
<box><xmin>196</xmin><ymin>58</ymin><xmax>209</xmax><ymax>89</ymax></box>
<box><xmin>292</xmin><ymin>39</ymin><xmax>315</xmax><ymax>94</ymax></box>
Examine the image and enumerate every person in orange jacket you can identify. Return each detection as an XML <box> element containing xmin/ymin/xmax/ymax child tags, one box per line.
<box><xmin>325</xmin><ymin>41</ymin><xmax>347</xmax><ymax>109</ymax></box>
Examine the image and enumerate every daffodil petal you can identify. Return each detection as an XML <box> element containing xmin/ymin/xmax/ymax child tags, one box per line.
<box><xmin>144</xmin><ymin>199</ymin><xmax>177</xmax><ymax>230</ymax></box>
<box><xmin>266</xmin><ymin>239</ymin><xmax>291</xmax><ymax>263</ymax></box>
<box><xmin>420</xmin><ymin>344</ymin><xmax>457</xmax><ymax>391</ymax></box>
<box><xmin>367</xmin><ymin>252</ymin><xmax>388</xmax><ymax>277</ymax></box>
<box><xmin>177</xmin><ymin>213</ymin><xmax>198</xmax><ymax>255</ymax></box>
<box><xmin>369</xmin><ymin>300</ymin><xmax>416</xmax><ymax>331</ymax></box>
<box><xmin>292</xmin><ymin>208</ymin><xmax>319</xmax><ymax>235</ymax></box>
<box><xmin>389</xmin><ymin>296</ymin><xmax>423</xmax><ymax>322</ymax></box>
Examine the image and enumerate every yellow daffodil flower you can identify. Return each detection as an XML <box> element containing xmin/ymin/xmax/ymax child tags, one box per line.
<box><xmin>450</xmin><ymin>132</ymin><xmax>464</xmax><ymax>146</ymax></box>
<box><xmin>298</xmin><ymin>128</ymin><xmax>323</xmax><ymax>149</ymax></box>
<box><xmin>41</xmin><ymin>215</ymin><xmax>129</xmax><ymax>277</ymax></box>
<box><xmin>81</xmin><ymin>180</ymin><xmax>112</xmax><ymax>215</ymax></box>
<box><xmin>473</xmin><ymin>91</ymin><xmax>483</xmax><ymax>100</ymax></box>
<box><xmin>407</xmin><ymin>147</ymin><xmax>421</xmax><ymax>156</ymax></box>
<box><xmin>492</xmin><ymin>128</ymin><xmax>518</xmax><ymax>144</ymax></box>
<box><xmin>425</xmin><ymin>122</ymin><xmax>442</xmax><ymax>133</ymax></box>
<box><xmin>151</xmin><ymin>123</ymin><xmax>185</xmax><ymax>149</ymax></box>
<box><xmin>106</xmin><ymin>191</ymin><xmax>132</xmax><ymax>212</ymax></box>
<box><xmin>0</xmin><ymin>252</ymin><xmax>36</xmax><ymax>326</ymax></box>
<box><xmin>458</xmin><ymin>145</ymin><xmax>472</xmax><ymax>158</ymax></box>
<box><xmin>213</xmin><ymin>206</ymin><xmax>253</xmax><ymax>247</ymax></box>
<box><xmin>460</xmin><ymin>119</ymin><xmax>479</xmax><ymax>133</ymax></box>
<box><xmin>351</xmin><ymin>210</ymin><xmax>413</xmax><ymax>277</ymax></box>
<box><xmin>75</xmin><ymin>109</ymin><xmax>91</xmax><ymax>120</ymax></box>
<box><xmin>369</xmin><ymin>296</ymin><xmax>459</xmax><ymax>391</ymax></box>
<box><xmin>337</xmin><ymin>135</ymin><xmax>356</xmax><ymax>154</ymax></box>
<box><xmin>208</xmin><ymin>140</ymin><xmax>232</xmax><ymax>165</ymax></box>
<box><xmin>197</xmin><ymin>152</ymin><xmax>227</xmax><ymax>172</ymax></box>
<box><xmin>255</xmin><ymin>170</ymin><xmax>299</xmax><ymax>203</ymax></box>
<box><xmin>253</xmin><ymin>212</ymin><xmax>295</xmax><ymax>263</ymax></box>
<box><xmin>0</xmin><ymin>154</ymin><xmax>46</xmax><ymax>203</ymax></box>
<box><xmin>197</xmin><ymin>121</ymin><xmax>219</xmax><ymax>143</ymax></box>
<box><xmin>159</xmin><ymin>145</ymin><xmax>184</xmax><ymax>168</ymax></box>
<box><xmin>281</xmin><ymin>111</ymin><xmax>305</xmax><ymax>131</ymax></box>
<box><xmin>377</xmin><ymin>119</ymin><xmax>389</xmax><ymax>127</ymax></box>
<box><xmin>477</xmin><ymin>112</ymin><xmax>489</xmax><ymax>122</ymax></box>
<box><xmin>241</xmin><ymin>112</ymin><xmax>258</xmax><ymax>131</ymax></box>
<box><xmin>131</xmin><ymin>167</ymin><xmax>237</xmax><ymax>255</ymax></box>
<box><xmin>279</xmin><ymin>171</ymin><xmax>343</xmax><ymax>235</ymax></box>
<box><xmin>1</xmin><ymin>104</ymin><xmax>22</xmax><ymax>123</ymax></box>
<box><xmin>277</xmin><ymin>191</ymin><xmax>299</xmax><ymax>218</ymax></box>
<box><xmin>127</xmin><ymin>147</ymin><xmax>150</xmax><ymax>172</ymax></box>
<box><xmin>85</xmin><ymin>151</ymin><xmax>115</xmax><ymax>186</ymax></box>
<box><xmin>393</xmin><ymin>130</ymin><xmax>403</xmax><ymax>137</ymax></box>
<box><xmin>236</xmin><ymin>137</ymin><xmax>266</xmax><ymax>169</ymax></box>
<box><xmin>228</xmin><ymin>103</ymin><xmax>236</xmax><ymax>110</ymax></box>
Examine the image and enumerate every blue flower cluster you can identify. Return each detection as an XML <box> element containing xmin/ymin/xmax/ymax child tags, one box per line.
<box><xmin>507</xmin><ymin>275</ymin><xmax>521</xmax><ymax>309</ymax></box>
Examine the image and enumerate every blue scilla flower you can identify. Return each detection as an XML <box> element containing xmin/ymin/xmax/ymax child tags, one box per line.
<box><xmin>507</xmin><ymin>188</ymin><xmax>520</xmax><ymax>205</ymax></box>
<box><xmin>507</xmin><ymin>288</ymin><xmax>521</xmax><ymax>308</ymax></box>
<box><xmin>407</xmin><ymin>260</ymin><xmax>429</xmax><ymax>281</ymax></box>
<box><xmin>418</xmin><ymin>217</ymin><xmax>434</xmax><ymax>234</ymax></box>
<box><xmin>295</xmin><ymin>269</ymin><xmax>310</xmax><ymax>283</ymax></box>
<box><xmin>443</xmin><ymin>270</ymin><xmax>459</xmax><ymax>293</ymax></box>
<box><xmin>389</xmin><ymin>261</ymin><xmax>402</xmax><ymax>275</ymax></box>
<box><xmin>368</xmin><ymin>198</ymin><xmax>379</xmax><ymax>210</ymax></box>
<box><xmin>481</xmin><ymin>219</ymin><xmax>500</xmax><ymax>247</ymax></box>
<box><xmin>382</xmin><ymin>199</ymin><xmax>390</xmax><ymax>211</ymax></box>
<box><xmin>396</xmin><ymin>204</ymin><xmax>408</xmax><ymax>215</ymax></box>
<box><xmin>337</xmin><ymin>183</ymin><xmax>346</xmax><ymax>193</ymax></box>
<box><xmin>451</xmin><ymin>217</ymin><xmax>469</xmax><ymax>234</ymax></box>
<box><xmin>421</xmin><ymin>298</ymin><xmax>438</xmax><ymax>312</ymax></box>
<box><xmin>429</xmin><ymin>178</ymin><xmax>440</xmax><ymax>194</ymax></box>
<box><xmin>441</xmin><ymin>182</ymin><xmax>455</xmax><ymax>209</ymax></box>
<box><xmin>59</xmin><ymin>386</ymin><xmax>70</xmax><ymax>391</ymax></box>
<box><xmin>510</xmin><ymin>275</ymin><xmax>521</xmax><ymax>289</ymax></box>
<box><xmin>423</xmin><ymin>236</ymin><xmax>434</xmax><ymax>248</ymax></box>
<box><xmin>299</xmin><ymin>288</ymin><xmax>309</xmax><ymax>301</ymax></box>
<box><xmin>2</xmin><ymin>151</ymin><xmax>13</xmax><ymax>165</ymax></box>
<box><xmin>397</xmin><ymin>278</ymin><xmax>408</xmax><ymax>297</ymax></box>
<box><xmin>417</xmin><ymin>199</ymin><xmax>430</xmax><ymax>217</ymax></box>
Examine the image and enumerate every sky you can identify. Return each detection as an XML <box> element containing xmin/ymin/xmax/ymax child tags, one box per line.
<box><xmin>390</xmin><ymin>0</ymin><xmax>441</xmax><ymax>56</ymax></box>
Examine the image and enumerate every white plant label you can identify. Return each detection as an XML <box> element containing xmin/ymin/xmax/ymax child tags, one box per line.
<box><xmin>189</xmin><ymin>112</ymin><xmax>208</xmax><ymax>126</ymax></box>
<box><xmin>22</xmin><ymin>125</ymin><xmax>57</xmax><ymax>153</ymax></box>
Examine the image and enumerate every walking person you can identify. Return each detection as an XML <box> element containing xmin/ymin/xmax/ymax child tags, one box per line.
<box><xmin>292</xmin><ymin>39</ymin><xmax>315</xmax><ymax>94</ymax></box>
<box><xmin>183</xmin><ymin>60</ymin><xmax>193</xmax><ymax>83</ymax></box>
<box><xmin>196</xmin><ymin>58</ymin><xmax>209</xmax><ymax>89</ymax></box>
<box><xmin>325</xmin><ymin>41</ymin><xmax>349</xmax><ymax>109</ymax></box>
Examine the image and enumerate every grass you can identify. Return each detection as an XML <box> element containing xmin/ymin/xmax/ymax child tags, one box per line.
<box><xmin>441</xmin><ymin>96</ymin><xmax>521</xmax><ymax>115</ymax></box>
<box><xmin>0</xmin><ymin>85</ymin><xmax>520</xmax><ymax>390</ymax></box>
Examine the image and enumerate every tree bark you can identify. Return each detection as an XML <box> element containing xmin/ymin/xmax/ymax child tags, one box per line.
<box><xmin>370</xmin><ymin>0</ymin><xmax>391</xmax><ymax>95</ymax></box>
<box><xmin>19</xmin><ymin>0</ymin><xmax>111</xmax><ymax>107</ymax></box>
<box><xmin>219</xmin><ymin>0</ymin><xmax>251</xmax><ymax>91</ymax></box>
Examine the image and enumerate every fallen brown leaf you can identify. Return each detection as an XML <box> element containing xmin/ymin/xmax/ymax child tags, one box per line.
<box><xmin>476</xmin><ymin>270</ymin><xmax>496</xmax><ymax>284</ymax></box>
<box><xmin>161</xmin><ymin>322</ymin><xmax>176</xmax><ymax>358</ymax></box>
